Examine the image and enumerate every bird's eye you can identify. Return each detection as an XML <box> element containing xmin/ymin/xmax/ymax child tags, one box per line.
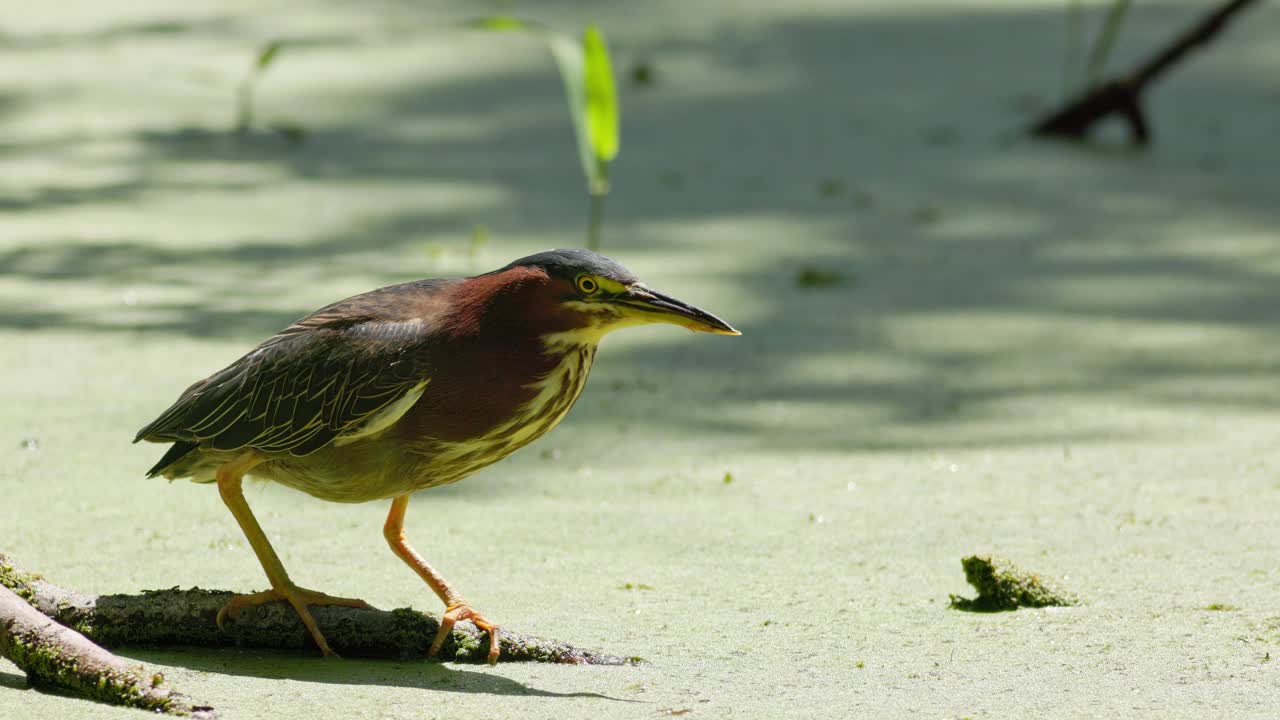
<box><xmin>576</xmin><ymin>275</ymin><xmax>599</xmax><ymax>295</ymax></box>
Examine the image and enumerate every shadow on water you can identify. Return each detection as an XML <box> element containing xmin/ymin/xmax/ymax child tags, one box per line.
<box><xmin>3</xmin><ymin>2</ymin><xmax>1279</xmax><ymax>454</ymax></box>
<box><xmin>0</xmin><ymin>669</ymin><xmax>28</xmax><ymax>691</ymax></box>
<box><xmin>121</xmin><ymin>647</ymin><xmax>637</xmax><ymax>701</ymax></box>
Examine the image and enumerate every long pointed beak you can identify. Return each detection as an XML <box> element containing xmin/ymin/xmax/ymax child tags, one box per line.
<box><xmin>613</xmin><ymin>285</ymin><xmax>741</xmax><ymax>335</ymax></box>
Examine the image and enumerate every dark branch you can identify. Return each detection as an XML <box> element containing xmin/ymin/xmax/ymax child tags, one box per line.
<box><xmin>1031</xmin><ymin>0</ymin><xmax>1261</xmax><ymax>144</ymax></box>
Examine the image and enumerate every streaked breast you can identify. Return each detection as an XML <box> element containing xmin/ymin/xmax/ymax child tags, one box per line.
<box><xmin>413</xmin><ymin>343</ymin><xmax>597</xmax><ymax>486</ymax></box>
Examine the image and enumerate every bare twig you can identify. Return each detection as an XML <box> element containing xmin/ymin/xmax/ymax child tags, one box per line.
<box><xmin>1032</xmin><ymin>0</ymin><xmax>1262</xmax><ymax>144</ymax></box>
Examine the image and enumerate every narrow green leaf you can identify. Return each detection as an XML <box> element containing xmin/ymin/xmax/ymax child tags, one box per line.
<box><xmin>547</xmin><ymin>33</ymin><xmax>597</xmax><ymax>193</ymax></box>
<box><xmin>256</xmin><ymin>40</ymin><xmax>284</xmax><ymax>71</ymax></box>
<box><xmin>583</xmin><ymin>25</ymin><xmax>619</xmax><ymax>165</ymax></box>
<box><xmin>1085</xmin><ymin>0</ymin><xmax>1132</xmax><ymax>85</ymax></box>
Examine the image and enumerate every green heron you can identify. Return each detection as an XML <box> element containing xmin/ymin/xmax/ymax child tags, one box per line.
<box><xmin>135</xmin><ymin>249</ymin><xmax>738</xmax><ymax>663</ymax></box>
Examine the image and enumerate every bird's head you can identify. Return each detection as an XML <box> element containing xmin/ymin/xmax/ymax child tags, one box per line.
<box><xmin>478</xmin><ymin>249</ymin><xmax>739</xmax><ymax>346</ymax></box>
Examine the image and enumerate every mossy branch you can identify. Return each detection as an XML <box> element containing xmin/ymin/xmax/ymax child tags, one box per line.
<box><xmin>0</xmin><ymin>585</ymin><xmax>216</xmax><ymax>717</ymax></box>
<box><xmin>0</xmin><ymin>553</ymin><xmax>633</xmax><ymax>669</ymax></box>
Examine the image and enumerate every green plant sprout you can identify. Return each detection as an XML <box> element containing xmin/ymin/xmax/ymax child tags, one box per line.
<box><xmin>580</xmin><ymin>26</ymin><xmax>619</xmax><ymax>251</ymax></box>
<box><xmin>235</xmin><ymin>40</ymin><xmax>285</xmax><ymax>135</ymax></box>
<box><xmin>1085</xmin><ymin>0</ymin><xmax>1133</xmax><ymax>86</ymax></box>
<box><xmin>1062</xmin><ymin>0</ymin><xmax>1133</xmax><ymax>95</ymax></box>
<box><xmin>472</xmin><ymin>19</ymin><xmax>620</xmax><ymax>250</ymax></box>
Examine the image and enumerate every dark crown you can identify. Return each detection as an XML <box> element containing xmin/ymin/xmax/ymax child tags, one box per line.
<box><xmin>499</xmin><ymin>249</ymin><xmax>638</xmax><ymax>285</ymax></box>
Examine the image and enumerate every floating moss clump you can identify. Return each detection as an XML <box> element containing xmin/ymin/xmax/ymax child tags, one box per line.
<box><xmin>794</xmin><ymin>267</ymin><xmax>849</xmax><ymax>288</ymax></box>
<box><xmin>949</xmin><ymin>555</ymin><xmax>1079</xmax><ymax>612</ymax></box>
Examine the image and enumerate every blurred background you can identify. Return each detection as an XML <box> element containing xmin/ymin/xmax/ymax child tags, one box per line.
<box><xmin>3</xmin><ymin>1</ymin><xmax>1279</xmax><ymax>718</ymax></box>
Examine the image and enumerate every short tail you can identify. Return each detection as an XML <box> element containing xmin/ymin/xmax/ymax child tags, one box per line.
<box><xmin>146</xmin><ymin>441</ymin><xmax>199</xmax><ymax>478</ymax></box>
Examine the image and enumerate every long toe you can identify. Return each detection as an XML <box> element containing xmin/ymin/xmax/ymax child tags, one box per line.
<box><xmin>429</xmin><ymin>604</ymin><xmax>501</xmax><ymax>664</ymax></box>
<box><xmin>215</xmin><ymin>585</ymin><xmax>372</xmax><ymax>657</ymax></box>
<box><xmin>291</xmin><ymin>588</ymin><xmax>373</xmax><ymax>610</ymax></box>
<box><xmin>216</xmin><ymin>588</ymin><xmax>282</xmax><ymax>629</ymax></box>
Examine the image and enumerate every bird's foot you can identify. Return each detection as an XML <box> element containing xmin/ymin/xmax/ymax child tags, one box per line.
<box><xmin>216</xmin><ymin>585</ymin><xmax>372</xmax><ymax>656</ymax></box>
<box><xmin>430</xmin><ymin>603</ymin><xmax>501</xmax><ymax>664</ymax></box>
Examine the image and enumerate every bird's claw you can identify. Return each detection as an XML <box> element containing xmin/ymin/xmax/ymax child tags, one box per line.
<box><xmin>430</xmin><ymin>603</ymin><xmax>501</xmax><ymax>664</ymax></box>
<box><xmin>216</xmin><ymin>585</ymin><xmax>372</xmax><ymax>657</ymax></box>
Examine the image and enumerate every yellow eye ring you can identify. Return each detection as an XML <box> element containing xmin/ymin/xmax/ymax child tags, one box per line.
<box><xmin>576</xmin><ymin>275</ymin><xmax>599</xmax><ymax>295</ymax></box>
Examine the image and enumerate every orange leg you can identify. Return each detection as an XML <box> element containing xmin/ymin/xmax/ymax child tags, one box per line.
<box><xmin>215</xmin><ymin>451</ymin><xmax>371</xmax><ymax>656</ymax></box>
<box><xmin>384</xmin><ymin>494</ymin><xmax>500</xmax><ymax>664</ymax></box>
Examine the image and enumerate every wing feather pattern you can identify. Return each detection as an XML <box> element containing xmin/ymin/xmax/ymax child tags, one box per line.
<box><xmin>135</xmin><ymin>310</ymin><xmax>434</xmax><ymax>458</ymax></box>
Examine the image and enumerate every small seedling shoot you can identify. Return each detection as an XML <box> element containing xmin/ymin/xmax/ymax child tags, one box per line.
<box><xmin>473</xmin><ymin>19</ymin><xmax>621</xmax><ymax>250</ymax></box>
<box><xmin>235</xmin><ymin>40</ymin><xmax>285</xmax><ymax>135</ymax></box>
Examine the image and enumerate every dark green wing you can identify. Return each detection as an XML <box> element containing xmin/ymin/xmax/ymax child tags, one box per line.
<box><xmin>135</xmin><ymin>309</ymin><xmax>433</xmax><ymax>459</ymax></box>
